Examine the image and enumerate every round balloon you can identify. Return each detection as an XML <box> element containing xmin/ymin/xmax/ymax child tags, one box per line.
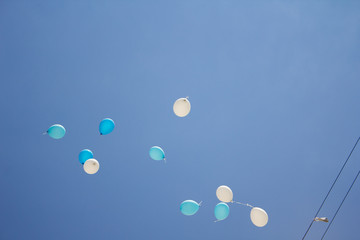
<box><xmin>216</xmin><ymin>185</ymin><xmax>233</xmax><ymax>203</ymax></box>
<box><xmin>79</xmin><ymin>149</ymin><xmax>93</xmax><ymax>165</ymax></box>
<box><xmin>173</xmin><ymin>98</ymin><xmax>191</xmax><ymax>117</ymax></box>
<box><xmin>83</xmin><ymin>159</ymin><xmax>100</xmax><ymax>174</ymax></box>
<box><xmin>149</xmin><ymin>146</ymin><xmax>165</xmax><ymax>161</ymax></box>
<box><xmin>47</xmin><ymin>124</ymin><xmax>66</xmax><ymax>139</ymax></box>
<box><xmin>99</xmin><ymin>118</ymin><xmax>115</xmax><ymax>135</ymax></box>
<box><xmin>250</xmin><ymin>207</ymin><xmax>268</xmax><ymax>227</ymax></box>
<box><xmin>180</xmin><ymin>200</ymin><xmax>200</xmax><ymax>216</ymax></box>
<box><xmin>214</xmin><ymin>202</ymin><xmax>230</xmax><ymax>221</ymax></box>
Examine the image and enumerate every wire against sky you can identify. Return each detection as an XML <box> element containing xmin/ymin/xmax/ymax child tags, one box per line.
<box><xmin>301</xmin><ymin>136</ymin><xmax>360</xmax><ymax>240</ymax></box>
<box><xmin>320</xmin><ymin>168</ymin><xmax>360</xmax><ymax>239</ymax></box>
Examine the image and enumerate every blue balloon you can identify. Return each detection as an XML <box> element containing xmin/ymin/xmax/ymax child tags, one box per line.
<box><xmin>47</xmin><ymin>124</ymin><xmax>66</xmax><ymax>139</ymax></box>
<box><xmin>99</xmin><ymin>118</ymin><xmax>115</xmax><ymax>135</ymax></box>
<box><xmin>79</xmin><ymin>149</ymin><xmax>94</xmax><ymax>164</ymax></box>
<box><xmin>149</xmin><ymin>146</ymin><xmax>165</xmax><ymax>161</ymax></box>
<box><xmin>180</xmin><ymin>200</ymin><xmax>200</xmax><ymax>216</ymax></box>
<box><xmin>214</xmin><ymin>202</ymin><xmax>230</xmax><ymax>221</ymax></box>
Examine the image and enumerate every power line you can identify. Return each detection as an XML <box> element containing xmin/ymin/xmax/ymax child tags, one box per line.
<box><xmin>301</xmin><ymin>137</ymin><xmax>360</xmax><ymax>240</ymax></box>
<box><xmin>320</xmin><ymin>168</ymin><xmax>360</xmax><ymax>239</ymax></box>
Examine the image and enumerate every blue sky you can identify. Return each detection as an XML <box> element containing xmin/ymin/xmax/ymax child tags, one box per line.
<box><xmin>1</xmin><ymin>1</ymin><xmax>360</xmax><ymax>239</ymax></box>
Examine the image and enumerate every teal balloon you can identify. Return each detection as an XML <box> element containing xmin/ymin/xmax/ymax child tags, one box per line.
<box><xmin>214</xmin><ymin>202</ymin><xmax>230</xmax><ymax>221</ymax></box>
<box><xmin>47</xmin><ymin>124</ymin><xmax>66</xmax><ymax>139</ymax></box>
<box><xmin>99</xmin><ymin>118</ymin><xmax>115</xmax><ymax>135</ymax></box>
<box><xmin>180</xmin><ymin>200</ymin><xmax>200</xmax><ymax>216</ymax></box>
<box><xmin>149</xmin><ymin>146</ymin><xmax>165</xmax><ymax>161</ymax></box>
<box><xmin>79</xmin><ymin>149</ymin><xmax>93</xmax><ymax>164</ymax></box>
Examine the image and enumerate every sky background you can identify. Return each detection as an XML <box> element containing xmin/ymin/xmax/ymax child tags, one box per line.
<box><xmin>1</xmin><ymin>1</ymin><xmax>360</xmax><ymax>239</ymax></box>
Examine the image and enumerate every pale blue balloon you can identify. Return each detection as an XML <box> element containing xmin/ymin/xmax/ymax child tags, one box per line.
<box><xmin>99</xmin><ymin>118</ymin><xmax>115</xmax><ymax>135</ymax></box>
<box><xmin>47</xmin><ymin>124</ymin><xmax>66</xmax><ymax>139</ymax></box>
<box><xmin>149</xmin><ymin>146</ymin><xmax>165</xmax><ymax>161</ymax></box>
<box><xmin>79</xmin><ymin>149</ymin><xmax>93</xmax><ymax>165</ymax></box>
<box><xmin>214</xmin><ymin>202</ymin><xmax>230</xmax><ymax>221</ymax></box>
<box><xmin>180</xmin><ymin>200</ymin><xmax>200</xmax><ymax>216</ymax></box>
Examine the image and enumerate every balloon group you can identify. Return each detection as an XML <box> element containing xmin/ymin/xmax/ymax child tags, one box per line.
<box><xmin>173</xmin><ymin>97</ymin><xmax>191</xmax><ymax>117</ymax></box>
<box><xmin>149</xmin><ymin>146</ymin><xmax>165</xmax><ymax>161</ymax></box>
<box><xmin>47</xmin><ymin>124</ymin><xmax>66</xmax><ymax>139</ymax></box>
<box><xmin>99</xmin><ymin>118</ymin><xmax>115</xmax><ymax>135</ymax></box>
<box><xmin>79</xmin><ymin>149</ymin><xmax>94</xmax><ymax>164</ymax></box>
<box><xmin>250</xmin><ymin>207</ymin><xmax>268</xmax><ymax>227</ymax></box>
<box><xmin>214</xmin><ymin>202</ymin><xmax>230</xmax><ymax>221</ymax></box>
<box><xmin>45</xmin><ymin>101</ymin><xmax>269</xmax><ymax>232</ymax></box>
<box><xmin>216</xmin><ymin>185</ymin><xmax>233</xmax><ymax>203</ymax></box>
<box><xmin>83</xmin><ymin>159</ymin><xmax>100</xmax><ymax>174</ymax></box>
<box><xmin>180</xmin><ymin>200</ymin><xmax>200</xmax><ymax>216</ymax></box>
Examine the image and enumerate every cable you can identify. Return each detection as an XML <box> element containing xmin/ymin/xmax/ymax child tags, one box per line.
<box><xmin>301</xmin><ymin>137</ymin><xmax>360</xmax><ymax>240</ymax></box>
<box><xmin>320</xmin><ymin>169</ymin><xmax>360</xmax><ymax>239</ymax></box>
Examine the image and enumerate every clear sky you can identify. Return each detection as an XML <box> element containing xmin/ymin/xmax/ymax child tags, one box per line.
<box><xmin>1</xmin><ymin>1</ymin><xmax>360</xmax><ymax>239</ymax></box>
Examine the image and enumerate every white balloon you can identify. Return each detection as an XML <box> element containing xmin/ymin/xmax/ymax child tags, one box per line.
<box><xmin>250</xmin><ymin>207</ymin><xmax>268</xmax><ymax>227</ymax></box>
<box><xmin>83</xmin><ymin>159</ymin><xmax>100</xmax><ymax>174</ymax></box>
<box><xmin>173</xmin><ymin>98</ymin><xmax>191</xmax><ymax>117</ymax></box>
<box><xmin>216</xmin><ymin>185</ymin><xmax>233</xmax><ymax>202</ymax></box>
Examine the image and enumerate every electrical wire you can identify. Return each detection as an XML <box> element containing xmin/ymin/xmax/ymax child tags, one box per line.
<box><xmin>301</xmin><ymin>137</ymin><xmax>360</xmax><ymax>240</ymax></box>
<box><xmin>320</xmin><ymin>169</ymin><xmax>360</xmax><ymax>239</ymax></box>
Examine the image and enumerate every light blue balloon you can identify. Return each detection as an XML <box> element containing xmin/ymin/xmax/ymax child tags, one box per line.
<box><xmin>180</xmin><ymin>200</ymin><xmax>200</xmax><ymax>216</ymax></box>
<box><xmin>79</xmin><ymin>149</ymin><xmax>93</xmax><ymax>164</ymax></box>
<box><xmin>149</xmin><ymin>146</ymin><xmax>165</xmax><ymax>161</ymax></box>
<box><xmin>214</xmin><ymin>202</ymin><xmax>230</xmax><ymax>221</ymax></box>
<box><xmin>47</xmin><ymin>124</ymin><xmax>66</xmax><ymax>139</ymax></box>
<box><xmin>99</xmin><ymin>118</ymin><xmax>115</xmax><ymax>135</ymax></box>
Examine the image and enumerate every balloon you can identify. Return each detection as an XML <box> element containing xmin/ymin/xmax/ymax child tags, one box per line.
<box><xmin>216</xmin><ymin>185</ymin><xmax>233</xmax><ymax>203</ymax></box>
<box><xmin>83</xmin><ymin>159</ymin><xmax>100</xmax><ymax>174</ymax></box>
<box><xmin>250</xmin><ymin>207</ymin><xmax>268</xmax><ymax>227</ymax></box>
<box><xmin>214</xmin><ymin>202</ymin><xmax>230</xmax><ymax>221</ymax></box>
<box><xmin>99</xmin><ymin>118</ymin><xmax>115</xmax><ymax>135</ymax></box>
<box><xmin>47</xmin><ymin>124</ymin><xmax>66</xmax><ymax>139</ymax></box>
<box><xmin>79</xmin><ymin>149</ymin><xmax>93</xmax><ymax>165</ymax></box>
<box><xmin>149</xmin><ymin>146</ymin><xmax>165</xmax><ymax>161</ymax></box>
<box><xmin>180</xmin><ymin>200</ymin><xmax>200</xmax><ymax>216</ymax></box>
<box><xmin>173</xmin><ymin>98</ymin><xmax>191</xmax><ymax>117</ymax></box>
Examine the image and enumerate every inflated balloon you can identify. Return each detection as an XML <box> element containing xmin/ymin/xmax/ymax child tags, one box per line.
<box><xmin>83</xmin><ymin>159</ymin><xmax>100</xmax><ymax>174</ymax></box>
<box><xmin>180</xmin><ymin>200</ymin><xmax>200</xmax><ymax>216</ymax></box>
<box><xmin>79</xmin><ymin>149</ymin><xmax>93</xmax><ymax>165</ymax></box>
<box><xmin>250</xmin><ymin>207</ymin><xmax>268</xmax><ymax>227</ymax></box>
<box><xmin>99</xmin><ymin>118</ymin><xmax>115</xmax><ymax>135</ymax></box>
<box><xmin>214</xmin><ymin>202</ymin><xmax>230</xmax><ymax>221</ymax></box>
<box><xmin>173</xmin><ymin>97</ymin><xmax>191</xmax><ymax>117</ymax></box>
<box><xmin>216</xmin><ymin>185</ymin><xmax>233</xmax><ymax>203</ymax></box>
<box><xmin>149</xmin><ymin>146</ymin><xmax>165</xmax><ymax>161</ymax></box>
<box><xmin>47</xmin><ymin>124</ymin><xmax>66</xmax><ymax>139</ymax></box>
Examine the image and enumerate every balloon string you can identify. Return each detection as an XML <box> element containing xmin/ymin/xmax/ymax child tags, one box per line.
<box><xmin>199</xmin><ymin>201</ymin><xmax>203</xmax><ymax>206</ymax></box>
<box><xmin>214</xmin><ymin>220</ymin><xmax>221</xmax><ymax>223</ymax></box>
<box><xmin>232</xmin><ymin>201</ymin><xmax>253</xmax><ymax>208</ymax></box>
<box><xmin>163</xmin><ymin>158</ymin><xmax>166</xmax><ymax>164</ymax></box>
<box><xmin>42</xmin><ymin>132</ymin><xmax>47</xmax><ymax>135</ymax></box>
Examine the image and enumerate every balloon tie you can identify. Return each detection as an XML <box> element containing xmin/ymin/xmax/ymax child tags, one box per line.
<box><xmin>232</xmin><ymin>201</ymin><xmax>253</xmax><ymax>208</ymax></box>
<box><xmin>163</xmin><ymin>158</ymin><xmax>166</xmax><ymax>164</ymax></box>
